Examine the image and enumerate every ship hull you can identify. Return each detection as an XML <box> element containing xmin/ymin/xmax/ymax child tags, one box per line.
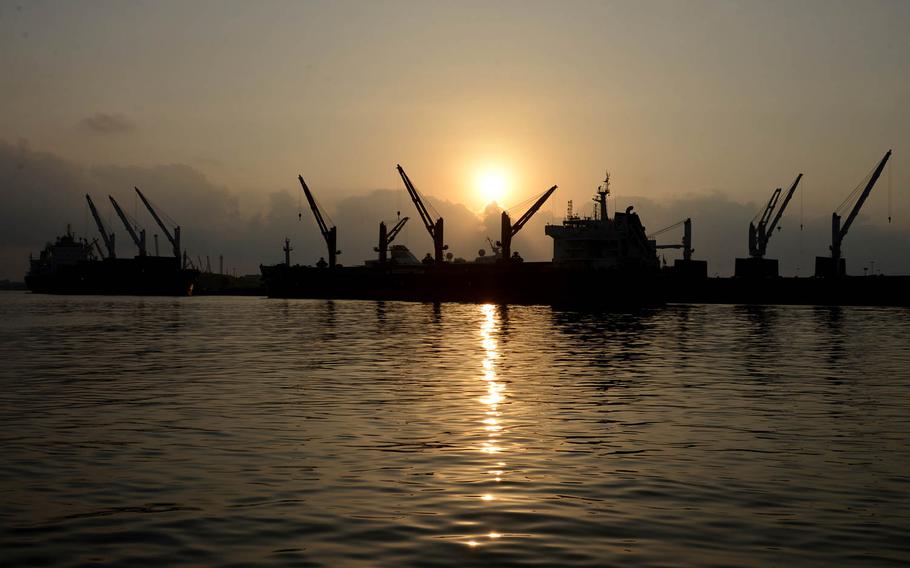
<box><xmin>664</xmin><ymin>274</ymin><xmax>910</xmax><ymax>307</ymax></box>
<box><xmin>26</xmin><ymin>257</ymin><xmax>198</xmax><ymax>296</ymax></box>
<box><xmin>261</xmin><ymin>262</ymin><xmax>665</xmax><ymax>307</ymax></box>
<box><xmin>261</xmin><ymin>262</ymin><xmax>909</xmax><ymax>307</ymax></box>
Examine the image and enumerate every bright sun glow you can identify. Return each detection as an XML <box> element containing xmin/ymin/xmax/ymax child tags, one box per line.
<box><xmin>475</xmin><ymin>168</ymin><xmax>510</xmax><ymax>205</ymax></box>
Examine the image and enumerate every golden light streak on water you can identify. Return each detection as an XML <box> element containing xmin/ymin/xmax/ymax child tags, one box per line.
<box><xmin>465</xmin><ymin>304</ymin><xmax>508</xmax><ymax>547</ymax></box>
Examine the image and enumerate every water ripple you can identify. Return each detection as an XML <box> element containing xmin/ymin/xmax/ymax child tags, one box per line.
<box><xmin>1</xmin><ymin>293</ymin><xmax>909</xmax><ymax>566</ymax></box>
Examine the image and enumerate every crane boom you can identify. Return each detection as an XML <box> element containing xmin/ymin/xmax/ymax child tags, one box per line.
<box><xmin>759</xmin><ymin>188</ymin><xmax>781</xmax><ymax>227</ymax></box>
<box><xmin>750</xmin><ymin>174</ymin><xmax>803</xmax><ymax>258</ymax></box>
<box><xmin>818</xmin><ymin>150</ymin><xmax>892</xmax><ymax>277</ymax></box>
<box><xmin>397</xmin><ymin>164</ymin><xmax>446</xmax><ymax>263</ymax></box>
<box><xmin>651</xmin><ymin>218</ymin><xmax>693</xmax><ymax>261</ymax></box>
<box><xmin>86</xmin><ymin>195</ymin><xmax>115</xmax><ymax>259</ymax></box>
<box><xmin>298</xmin><ymin>175</ymin><xmax>339</xmax><ymax>268</ymax></box>
<box><xmin>298</xmin><ymin>175</ymin><xmax>330</xmax><ymax>237</ymax></box>
<box><xmin>749</xmin><ymin>185</ymin><xmax>784</xmax><ymax>258</ymax></box>
<box><xmin>387</xmin><ymin>216</ymin><xmax>409</xmax><ymax>242</ymax></box>
<box><xmin>135</xmin><ymin>187</ymin><xmax>181</xmax><ymax>259</ymax></box>
<box><xmin>396</xmin><ymin>165</ymin><xmax>435</xmax><ymax>235</ymax></box>
<box><xmin>766</xmin><ymin>174</ymin><xmax>802</xmax><ymax>237</ymax></box>
<box><xmin>500</xmin><ymin>185</ymin><xmax>558</xmax><ymax>261</ymax></box>
<box><xmin>375</xmin><ymin>216</ymin><xmax>410</xmax><ymax>264</ymax></box>
<box><xmin>109</xmin><ymin>196</ymin><xmax>146</xmax><ymax>256</ymax></box>
<box><xmin>838</xmin><ymin>150</ymin><xmax>891</xmax><ymax>239</ymax></box>
<box><xmin>511</xmin><ymin>185</ymin><xmax>558</xmax><ymax>236</ymax></box>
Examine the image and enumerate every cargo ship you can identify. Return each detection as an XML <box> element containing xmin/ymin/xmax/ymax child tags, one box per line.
<box><xmin>25</xmin><ymin>189</ymin><xmax>198</xmax><ymax>296</ymax></box>
<box><xmin>263</xmin><ymin>152</ymin><xmax>908</xmax><ymax>308</ymax></box>
<box><xmin>25</xmin><ymin>229</ymin><xmax>197</xmax><ymax>295</ymax></box>
<box><xmin>261</xmin><ymin>170</ymin><xmax>665</xmax><ymax>307</ymax></box>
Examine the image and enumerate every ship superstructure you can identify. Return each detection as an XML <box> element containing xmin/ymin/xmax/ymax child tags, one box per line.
<box><xmin>545</xmin><ymin>173</ymin><xmax>659</xmax><ymax>271</ymax></box>
<box><xmin>27</xmin><ymin>227</ymin><xmax>98</xmax><ymax>280</ymax></box>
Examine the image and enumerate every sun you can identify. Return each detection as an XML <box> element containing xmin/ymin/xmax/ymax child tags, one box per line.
<box><xmin>475</xmin><ymin>167</ymin><xmax>510</xmax><ymax>206</ymax></box>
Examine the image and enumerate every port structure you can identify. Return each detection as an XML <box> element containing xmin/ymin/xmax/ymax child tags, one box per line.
<box><xmin>298</xmin><ymin>175</ymin><xmax>339</xmax><ymax>268</ymax></box>
<box><xmin>136</xmin><ymin>187</ymin><xmax>182</xmax><ymax>263</ymax></box>
<box><xmin>651</xmin><ymin>218</ymin><xmax>708</xmax><ymax>278</ymax></box>
<box><xmin>85</xmin><ymin>194</ymin><xmax>116</xmax><ymax>259</ymax></box>
<box><xmin>283</xmin><ymin>238</ymin><xmax>293</xmax><ymax>266</ymax></box>
<box><xmin>109</xmin><ymin>196</ymin><xmax>147</xmax><ymax>256</ymax></box>
<box><xmin>499</xmin><ymin>185</ymin><xmax>558</xmax><ymax>262</ymax></box>
<box><xmin>376</xmin><ymin>215</ymin><xmax>409</xmax><ymax>264</ymax></box>
<box><xmin>652</xmin><ymin>218</ymin><xmax>694</xmax><ymax>261</ymax></box>
<box><xmin>397</xmin><ymin>164</ymin><xmax>447</xmax><ymax>264</ymax></box>
<box><xmin>735</xmin><ymin>173</ymin><xmax>802</xmax><ymax>278</ymax></box>
<box><xmin>816</xmin><ymin>150</ymin><xmax>891</xmax><ymax>278</ymax></box>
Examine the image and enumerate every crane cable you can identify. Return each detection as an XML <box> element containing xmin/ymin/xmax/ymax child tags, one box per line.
<box><xmin>401</xmin><ymin>175</ymin><xmax>441</xmax><ymax>222</ymax></box>
<box><xmin>888</xmin><ymin>159</ymin><xmax>893</xmax><ymax>223</ymax></box>
<box><xmin>648</xmin><ymin>219</ymin><xmax>686</xmax><ymax>239</ymax></box>
<box><xmin>835</xmin><ymin>160</ymin><xmax>879</xmax><ymax>216</ymax></box>
<box><xmin>141</xmin><ymin>192</ymin><xmax>179</xmax><ymax>229</ymax></box>
<box><xmin>505</xmin><ymin>191</ymin><xmax>537</xmax><ymax>215</ymax></box>
<box><xmin>798</xmin><ymin>177</ymin><xmax>804</xmax><ymax>275</ymax></box>
<box><xmin>505</xmin><ymin>187</ymin><xmax>552</xmax><ymax>217</ymax></box>
<box><xmin>312</xmin><ymin>193</ymin><xmax>336</xmax><ymax>229</ymax></box>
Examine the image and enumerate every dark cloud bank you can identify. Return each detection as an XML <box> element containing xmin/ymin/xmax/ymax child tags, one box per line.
<box><xmin>2</xmin><ymin>140</ymin><xmax>908</xmax><ymax>281</ymax></box>
<box><xmin>79</xmin><ymin>113</ymin><xmax>136</xmax><ymax>135</ymax></box>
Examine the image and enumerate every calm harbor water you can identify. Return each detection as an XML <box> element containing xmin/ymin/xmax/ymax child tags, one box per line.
<box><xmin>1</xmin><ymin>292</ymin><xmax>909</xmax><ymax>566</ymax></box>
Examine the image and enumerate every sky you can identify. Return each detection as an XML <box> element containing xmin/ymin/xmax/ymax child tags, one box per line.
<box><xmin>1</xmin><ymin>0</ymin><xmax>909</xmax><ymax>279</ymax></box>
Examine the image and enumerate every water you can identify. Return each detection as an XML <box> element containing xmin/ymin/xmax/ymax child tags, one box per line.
<box><xmin>1</xmin><ymin>292</ymin><xmax>909</xmax><ymax>567</ymax></box>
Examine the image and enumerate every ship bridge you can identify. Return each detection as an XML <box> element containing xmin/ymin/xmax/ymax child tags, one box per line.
<box><xmin>545</xmin><ymin>173</ymin><xmax>658</xmax><ymax>270</ymax></box>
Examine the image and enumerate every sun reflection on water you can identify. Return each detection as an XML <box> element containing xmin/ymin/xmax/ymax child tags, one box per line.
<box><xmin>465</xmin><ymin>303</ymin><xmax>508</xmax><ymax>547</ymax></box>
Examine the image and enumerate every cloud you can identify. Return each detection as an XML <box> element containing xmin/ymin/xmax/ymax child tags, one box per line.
<box><xmin>79</xmin><ymin>113</ymin><xmax>136</xmax><ymax>135</ymax></box>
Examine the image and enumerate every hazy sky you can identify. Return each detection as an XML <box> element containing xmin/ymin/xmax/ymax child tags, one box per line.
<box><xmin>1</xmin><ymin>0</ymin><xmax>909</xmax><ymax>277</ymax></box>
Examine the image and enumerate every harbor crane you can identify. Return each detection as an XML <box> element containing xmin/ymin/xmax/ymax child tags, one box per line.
<box><xmin>90</xmin><ymin>238</ymin><xmax>105</xmax><ymax>260</ymax></box>
<box><xmin>85</xmin><ymin>194</ymin><xmax>116</xmax><ymax>259</ymax></box>
<box><xmin>135</xmin><ymin>187</ymin><xmax>181</xmax><ymax>261</ymax></box>
<box><xmin>375</xmin><ymin>215</ymin><xmax>410</xmax><ymax>264</ymax></box>
<box><xmin>735</xmin><ymin>173</ymin><xmax>803</xmax><ymax>278</ymax></box>
<box><xmin>749</xmin><ymin>174</ymin><xmax>803</xmax><ymax>259</ymax></box>
<box><xmin>499</xmin><ymin>185</ymin><xmax>558</xmax><ymax>262</ymax></box>
<box><xmin>397</xmin><ymin>164</ymin><xmax>447</xmax><ymax>264</ymax></box>
<box><xmin>298</xmin><ymin>175</ymin><xmax>339</xmax><ymax>268</ymax></box>
<box><xmin>651</xmin><ymin>218</ymin><xmax>694</xmax><ymax>261</ymax></box>
<box><xmin>109</xmin><ymin>196</ymin><xmax>147</xmax><ymax>256</ymax></box>
<box><xmin>816</xmin><ymin>150</ymin><xmax>892</xmax><ymax>278</ymax></box>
